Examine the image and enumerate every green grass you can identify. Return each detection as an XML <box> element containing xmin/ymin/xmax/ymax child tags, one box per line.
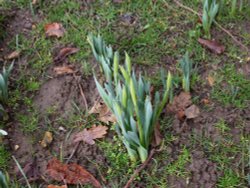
<box><xmin>200</xmin><ymin>120</ymin><xmax>249</xmax><ymax>187</ymax></box>
<box><xmin>215</xmin><ymin>119</ymin><xmax>231</xmax><ymax>134</ymax></box>
<box><xmin>0</xmin><ymin>145</ymin><xmax>10</xmax><ymax>170</ymax></box>
<box><xmin>17</xmin><ymin>110</ymin><xmax>39</xmax><ymax>133</ymax></box>
<box><xmin>165</xmin><ymin>147</ymin><xmax>191</xmax><ymax>177</ymax></box>
<box><xmin>212</xmin><ymin>64</ymin><xmax>250</xmax><ymax>108</ymax></box>
<box><xmin>217</xmin><ymin>169</ymin><xmax>241</xmax><ymax>188</ymax></box>
<box><xmin>98</xmin><ymin>134</ymin><xmax>135</xmax><ymax>185</ymax></box>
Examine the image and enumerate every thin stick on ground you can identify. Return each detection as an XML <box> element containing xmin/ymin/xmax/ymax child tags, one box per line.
<box><xmin>124</xmin><ymin>149</ymin><xmax>156</xmax><ymax>188</ymax></box>
<box><xmin>172</xmin><ymin>0</ymin><xmax>249</xmax><ymax>53</ymax></box>
<box><xmin>73</xmin><ymin>73</ymin><xmax>89</xmax><ymax>112</ymax></box>
<box><xmin>78</xmin><ymin>82</ymin><xmax>88</xmax><ymax>111</ymax></box>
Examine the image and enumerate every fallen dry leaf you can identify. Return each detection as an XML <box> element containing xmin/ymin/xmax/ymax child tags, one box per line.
<box><xmin>185</xmin><ymin>104</ymin><xmax>200</xmax><ymax>119</ymax></box>
<box><xmin>48</xmin><ymin>185</ymin><xmax>67</xmax><ymax>188</ymax></box>
<box><xmin>5</xmin><ymin>50</ymin><xmax>21</xmax><ymax>60</ymax></box>
<box><xmin>167</xmin><ymin>92</ymin><xmax>192</xmax><ymax>121</ymax></box>
<box><xmin>168</xmin><ymin>92</ymin><xmax>192</xmax><ymax>113</ymax></box>
<box><xmin>53</xmin><ymin>66</ymin><xmax>74</xmax><ymax>75</ymax></box>
<box><xmin>207</xmin><ymin>75</ymin><xmax>215</xmax><ymax>86</ymax></box>
<box><xmin>45</xmin><ymin>23</ymin><xmax>65</xmax><ymax>38</ymax></box>
<box><xmin>41</xmin><ymin>131</ymin><xmax>53</xmax><ymax>148</ymax></box>
<box><xmin>54</xmin><ymin>47</ymin><xmax>79</xmax><ymax>63</ymax></box>
<box><xmin>74</xmin><ymin>125</ymin><xmax>108</xmax><ymax>145</ymax></box>
<box><xmin>47</xmin><ymin>158</ymin><xmax>101</xmax><ymax>188</ymax></box>
<box><xmin>198</xmin><ymin>38</ymin><xmax>225</xmax><ymax>54</ymax></box>
<box><xmin>89</xmin><ymin>100</ymin><xmax>116</xmax><ymax>124</ymax></box>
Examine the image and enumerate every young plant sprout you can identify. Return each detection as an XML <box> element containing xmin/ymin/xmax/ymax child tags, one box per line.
<box><xmin>0</xmin><ymin>62</ymin><xmax>13</xmax><ymax>104</ymax></box>
<box><xmin>202</xmin><ymin>0</ymin><xmax>219</xmax><ymax>39</ymax></box>
<box><xmin>218</xmin><ymin>0</ymin><xmax>225</xmax><ymax>15</ymax></box>
<box><xmin>231</xmin><ymin>0</ymin><xmax>237</xmax><ymax>16</ymax></box>
<box><xmin>179</xmin><ymin>52</ymin><xmax>193</xmax><ymax>93</ymax></box>
<box><xmin>0</xmin><ymin>171</ymin><xmax>8</xmax><ymax>188</ymax></box>
<box><xmin>231</xmin><ymin>0</ymin><xmax>243</xmax><ymax>15</ymax></box>
<box><xmin>88</xmin><ymin>34</ymin><xmax>173</xmax><ymax>163</ymax></box>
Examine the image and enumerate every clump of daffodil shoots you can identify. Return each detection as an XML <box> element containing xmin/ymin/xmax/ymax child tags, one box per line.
<box><xmin>88</xmin><ymin>34</ymin><xmax>172</xmax><ymax>163</ymax></box>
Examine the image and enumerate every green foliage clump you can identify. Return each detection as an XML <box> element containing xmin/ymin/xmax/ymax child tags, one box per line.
<box><xmin>202</xmin><ymin>0</ymin><xmax>219</xmax><ymax>39</ymax></box>
<box><xmin>0</xmin><ymin>145</ymin><xmax>10</xmax><ymax>170</ymax></box>
<box><xmin>0</xmin><ymin>171</ymin><xmax>9</xmax><ymax>188</ymax></box>
<box><xmin>88</xmin><ymin>34</ymin><xmax>173</xmax><ymax>163</ymax></box>
<box><xmin>0</xmin><ymin>63</ymin><xmax>13</xmax><ymax>105</ymax></box>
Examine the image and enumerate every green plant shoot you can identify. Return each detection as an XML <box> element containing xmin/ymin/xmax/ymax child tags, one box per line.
<box><xmin>88</xmin><ymin>34</ymin><xmax>173</xmax><ymax>163</ymax></box>
<box><xmin>179</xmin><ymin>52</ymin><xmax>193</xmax><ymax>93</ymax></box>
<box><xmin>0</xmin><ymin>62</ymin><xmax>13</xmax><ymax>104</ymax></box>
<box><xmin>202</xmin><ymin>0</ymin><xmax>219</xmax><ymax>39</ymax></box>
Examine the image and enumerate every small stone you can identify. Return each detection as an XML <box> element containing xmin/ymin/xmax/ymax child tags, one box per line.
<box><xmin>40</xmin><ymin>131</ymin><xmax>53</xmax><ymax>148</ymax></box>
<box><xmin>14</xmin><ymin>145</ymin><xmax>20</xmax><ymax>151</ymax></box>
<box><xmin>58</xmin><ymin>126</ymin><xmax>66</xmax><ymax>132</ymax></box>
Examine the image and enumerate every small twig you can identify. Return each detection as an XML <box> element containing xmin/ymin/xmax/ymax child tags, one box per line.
<box><xmin>73</xmin><ymin>73</ymin><xmax>89</xmax><ymax>112</ymax></box>
<box><xmin>173</xmin><ymin>0</ymin><xmax>200</xmax><ymax>16</ymax></box>
<box><xmin>213</xmin><ymin>21</ymin><xmax>249</xmax><ymax>52</ymax></box>
<box><xmin>172</xmin><ymin>0</ymin><xmax>249</xmax><ymax>52</ymax></box>
<box><xmin>124</xmin><ymin>149</ymin><xmax>156</xmax><ymax>188</ymax></box>
<box><xmin>78</xmin><ymin>82</ymin><xmax>89</xmax><ymax>111</ymax></box>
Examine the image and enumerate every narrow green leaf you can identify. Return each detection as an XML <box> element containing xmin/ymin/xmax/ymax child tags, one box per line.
<box><xmin>138</xmin><ymin>145</ymin><xmax>148</xmax><ymax>163</ymax></box>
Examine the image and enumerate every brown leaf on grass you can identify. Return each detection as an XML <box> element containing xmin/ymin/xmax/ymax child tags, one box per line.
<box><xmin>45</xmin><ymin>23</ymin><xmax>65</xmax><ymax>38</ymax></box>
<box><xmin>167</xmin><ymin>92</ymin><xmax>192</xmax><ymax>121</ymax></box>
<box><xmin>89</xmin><ymin>101</ymin><xmax>116</xmax><ymax>124</ymax></box>
<box><xmin>198</xmin><ymin>38</ymin><xmax>225</xmax><ymax>54</ymax></box>
<box><xmin>48</xmin><ymin>185</ymin><xmax>67</xmax><ymax>188</ymax></box>
<box><xmin>167</xmin><ymin>92</ymin><xmax>192</xmax><ymax>113</ymax></box>
<box><xmin>5</xmin><ymin>50</ymin><xmax>21</xmax><ymax>60</ymax></box>
<box><xmin>74</xmin><ymin>125</ymin><xmax>108</xmax><ymax>145</ymax></box>
<box><xmin>41</xmin><ymin>131</ymin><xmax>53</xmax><ymax>148</ymax></box>
<box><xmin>47</xmin><ymin>158</ymin><xmax>101</xmax><ymax>188</ymax></box>
<box><xmin>54</xmin><ymin>47</ymin><xmax>79</xmax><ymax>63</ymax></box>
<box><xmin>184</xmin><ymin>104</ymin><xmax>200</xmax><ymax>119</ymax></box>
<box><xmin>53</xmin><ymin>66</ymin><xmax>74</xmax><ymax>75</ymax></box>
